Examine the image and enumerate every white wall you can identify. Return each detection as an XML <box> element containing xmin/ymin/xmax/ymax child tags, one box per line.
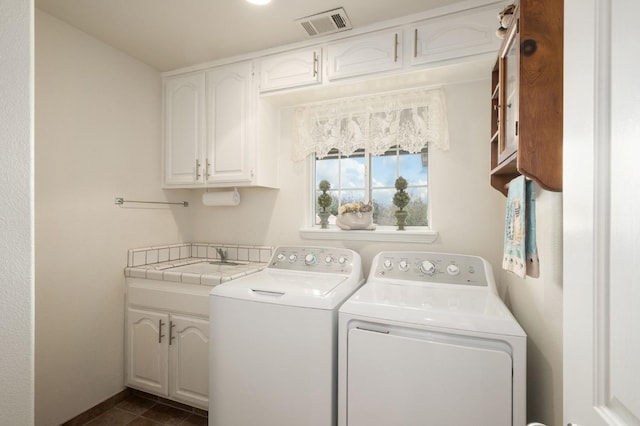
<box><xmin>35</xmin><ymin>11</ymin><xmax>193</xmax><ymax>425</ymax></box>
<box><xmin>499</xmin><ymin>189</ymin><xmax>563</xmax><ymax>426</ymax></box>
<box><xmin>0</xmin><ymin>0</ymin><xmax>35</xmax><ymax>424</ymax></box>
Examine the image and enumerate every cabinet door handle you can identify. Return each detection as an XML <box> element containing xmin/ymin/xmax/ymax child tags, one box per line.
<box><xmin>158</xmin><ymin>319</ymin><xmax>165</xmax><ymax>343</ymax></box>
<box><xmin>206</xmin><ymin>159</ymin><xmax>211</xmax><ymax>179</ymax></box>
<box><xmin>394</xmin><ymin>33</ymin><xmax>399</xmax><ymax>62</ymax></box>
<box><xmin>413</xmin><ymin>28</ymin><xmax>418</xmax><ymax>58</ymax></box>
<box><xmin>312</xmin><ymin>51</ymin><xmax>318</xmax><ymax>77</ymax></box>
<box><xmin>169</xmin><ymin>321</ymin><xmax>176</xmax><ymax>346</ymax></box>
<box><xmin>195</xmin><ymin>159</ymin><xmax>201</xmax><ymax>180</ymax></box>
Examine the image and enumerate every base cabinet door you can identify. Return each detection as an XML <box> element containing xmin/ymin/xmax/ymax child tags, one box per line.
<box><xmin>169</xmin><ymin>315</ymin><xmax>209</xmax><ymax>409</ymax></box>
<box><xmin>126</xmin><ymin>307</ymin><xmax>209</xmax><ymax>409</ymax></box>
<box><xmin>126</xmin><ymin>308</ymin><xmax>169</xmax><ymax>396</ymax></box>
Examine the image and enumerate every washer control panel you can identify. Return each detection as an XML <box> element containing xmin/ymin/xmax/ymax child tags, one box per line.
<box><xmin>269</xmin><ymin>246</ymin><xmax>355</xmax><ymax>274</ymax></box>
<box><xmin>373</xmin><ymin>251</ymin><xmax>489</xmax><ymax>287</ymax></box>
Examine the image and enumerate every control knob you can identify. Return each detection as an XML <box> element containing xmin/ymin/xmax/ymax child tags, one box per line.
<box><xmin>324</xmin><ymin>256</ymin><xmax>333</xmax><ymax>264</ymax></box>
<box><xmin>420</xmin><ymin>260</ymin><xmax>436</xmax><ymax>275</ymax></box>
<box><xmin>304</xmin><ymin>253</ymin><xmax>317</xmax><ymax>266</ymax></box>
<box><xmin>288</xmin><ymin>254</ymin><xmax>297</xmax><ymax>263</ymax></box>
<box><xmin>276</xmin><ymin>253</ymin><xmax>286</xmax><ymax>262</ymax></box>
<box><xmin>338</xmin><ymin>256</ymin><xmax>348</xmax><ymax>265</ymax></box>
<box><xmin>446</xmin><ymin>264</ymin><xmax>460</xmax><ymax>276</ymax></box>
<box><xmin>383</xmin><ymin>259</ymin><xmax>393</xmax><ymax>270</ymax></box>
<box><xmin>398</xmin><ymin>260</ymin><xmax>409</xmax><ymax>271</ymax></box>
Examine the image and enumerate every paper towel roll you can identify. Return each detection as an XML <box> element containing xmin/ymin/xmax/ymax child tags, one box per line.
<box><xmin>202</xmin><ymin>189</ymin><xmax>240</xmax><ymax>207</ymax></box>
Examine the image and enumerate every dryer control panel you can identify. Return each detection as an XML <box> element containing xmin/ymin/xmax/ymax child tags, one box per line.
<box><xmin>372</xmin><ymin>251</ymin><xmax>489</xmax><ymax>287</ymax></box>
<box><xmin>269</xmin><ymin>246</ymin><xmax>359</xmax><ymax>275</ymax></box>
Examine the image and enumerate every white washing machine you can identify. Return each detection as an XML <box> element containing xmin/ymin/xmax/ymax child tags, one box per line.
<box><xmin>209</xmin><ymin>246</ymin><xmax>364</xmax><ymax>426</ymax></box>
<box><xmin>338</xmin><ymin>251</ymin><xmax>526</xmax><ymax>426</ymax></box>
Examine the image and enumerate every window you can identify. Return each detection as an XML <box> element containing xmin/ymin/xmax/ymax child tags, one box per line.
<box><xmin>314</xmin><ymin>145</ymin><xmax>428</xmax><ymax>227</ymax></box>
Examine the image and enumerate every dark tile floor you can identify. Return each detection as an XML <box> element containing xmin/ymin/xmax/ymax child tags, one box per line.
<box><xmin>82</xmin><ymin>393</ymin><xmax>207</xmax><ymax>426</ymax></box>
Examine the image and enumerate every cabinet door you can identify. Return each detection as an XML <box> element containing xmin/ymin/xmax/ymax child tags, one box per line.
<box><xmin>205</xmin><ymin>61</ymin><xmax>254</xmax><ymax>185</ymax></box>
<box><xmin>327</xmin><ymin>28</ymin><xmax>402</xmax><ymax>80</ymax></box>
<box><xmin>168</xmin><ymin>315</ymin><xmax>209</xmax><ymax>409</ymax></box>
<box><xmin>410</xmin><ymin>6</ymin><xmax>500</xmax><ymax>66</ymax></box>
<box><xmin>164</xmin><ymin>73</ymin><xmax>205</xmax><ymax>186</ymax></box>
<box><xmin>126</xmin><ymin>308</ymin><xmax>169</xmax><ymax>396</ymax></box>
<box><xmin>259</xmin><ymin>48</ymin><xmax>322</xmax><ymax>92</ymax></box>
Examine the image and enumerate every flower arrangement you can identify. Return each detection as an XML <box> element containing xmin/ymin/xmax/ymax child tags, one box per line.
<box><xmin>336</xmin><ymin>202</ymin><xmax>375</xmax><ymax>230</ymax></box>
<box><xmin>338</xmin><ymin>202</ymin><xmax>373</xmax><ymax>215</ymax></box>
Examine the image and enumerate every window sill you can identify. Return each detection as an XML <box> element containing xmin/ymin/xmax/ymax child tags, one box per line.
<box><xmin>299</xmin><ymin>226</ymin><xmax>438</xmax><ymax>243</ymax></box>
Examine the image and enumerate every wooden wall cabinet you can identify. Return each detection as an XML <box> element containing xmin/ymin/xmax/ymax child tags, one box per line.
<box><xmin>490</xmin><ymin>0</ymin><xmax>563</xmax><ymax>195</ymax></box>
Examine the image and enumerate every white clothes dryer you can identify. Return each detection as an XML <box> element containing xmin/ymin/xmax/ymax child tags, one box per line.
<box><xmin>209</xmin><ymin>246</ymin><xmax>364</xmax><ymax>426</ymax></box>
<box><xmin>338</xmin><ymin>251</ymin><xmax>526</xmax><ymax>426</ymax></box>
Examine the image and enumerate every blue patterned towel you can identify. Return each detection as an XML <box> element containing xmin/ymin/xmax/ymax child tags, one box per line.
<box><xmin>503</xmin><ymin>176</ymin><xmax>539</xmax><ymax>278</ymax></box>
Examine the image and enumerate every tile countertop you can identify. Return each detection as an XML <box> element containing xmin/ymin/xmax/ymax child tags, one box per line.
<box><xmin>124</xmin><ymin>242</ymin><xmax>273</xmax><ymax>287</ymax></box>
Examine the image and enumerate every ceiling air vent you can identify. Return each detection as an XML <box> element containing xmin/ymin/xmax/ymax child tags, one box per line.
<box><xmin>296</xmin><ymin>7</ymin><xmax>352</xmax><ymax>37</ymax></box>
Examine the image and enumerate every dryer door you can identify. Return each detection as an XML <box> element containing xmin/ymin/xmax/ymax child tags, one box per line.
<box><xmin>346</xmin><ymin>327</ymin><xmax>513</xmax><ymax>426</ymax></box>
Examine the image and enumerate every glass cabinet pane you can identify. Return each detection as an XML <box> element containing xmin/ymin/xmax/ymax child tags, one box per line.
<box><xmin>499</xmin><ymin>22</ymin><xmax>518</xmax><ymax>163</ymax></box>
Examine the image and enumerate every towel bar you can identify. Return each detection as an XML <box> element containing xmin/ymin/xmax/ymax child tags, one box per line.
<box><xmin>114</xmin><ymin>197</ymin><xmax>188</xmax><ymax>207</ymax></box>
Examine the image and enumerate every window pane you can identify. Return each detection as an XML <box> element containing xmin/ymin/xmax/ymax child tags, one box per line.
<box><xmin>371</xmin><ymin>154</ymin><xmax>398</xmax><ymax>188</ymax></box>
<box><xmin>399</xmin><ymin>151</ymin><xmax>428</xmax><ymax>185</ymax></box>
<box><xmin>341</xmin><ymin>156</ymin><xmax>365</xmax><ymax>188</ymax></box>
<box><xmin>316</xmin><ymin>157</ymin><xmax>339</xmax><ymax>185</ymax></box>
<box><xmin>405</xmin><ymin>187</ymin><xmax>428</xmax><ymax>226</ymax></box>
<box><xmin>372</xmin><ymin>188</ymin><xmax>395</xmax><ymax>225</ymax></box>
<box><xmin>340</xmin><ymin>190</ymin><xmax>366</xmax><ymax>205</ymax></box>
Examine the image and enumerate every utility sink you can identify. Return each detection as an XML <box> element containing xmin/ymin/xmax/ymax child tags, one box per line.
<box><xmin>167</xmin><ymin>260</ymin><xmax>247</xmax><ymax>274</ymax></box>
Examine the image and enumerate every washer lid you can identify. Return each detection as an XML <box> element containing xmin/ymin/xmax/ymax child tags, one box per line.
<box><xmin>340</xmin><ymin>281</ymin><xmax>526</xmax><ymax>337</ymax></box>
<box><xmin>211</xmin><ymin>268</ymin><xmax>361</xmax><ymax>309</ymax></box>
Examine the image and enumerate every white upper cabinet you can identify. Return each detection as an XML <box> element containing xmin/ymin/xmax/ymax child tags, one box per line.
<box><xmin>164</xmin><ymin>73</ymin><xmax>205</xmax><ymax>186</ymax></box>
<box><xmin>409</xmin><ymin>5</ymin><xmax>501</xmax><ymax>66</ymax></box>
<box><xmin>205</xmin><ymin>61</ymin><xmax>254</xmax><ymax>185</ymax></box>
<box><xmin>327</xmin><ymin>28</ymin><xmax>403</xmax><ymax>80</ymax></box>
<box><xmin>163</xmin><ymin>60</ymin><xmax>278</xmax><ymax>189</ymax></box>
<box><xmin>259</xmin><ymin>47</ymin><xmax>322</xmax><ymax>92</ymax></box>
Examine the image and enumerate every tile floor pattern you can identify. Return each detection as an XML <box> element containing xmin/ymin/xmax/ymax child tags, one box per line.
<box><xmin>82</xmin><ymin>394</ymin><xmax>207</xmax><ymax>426</ymax></box>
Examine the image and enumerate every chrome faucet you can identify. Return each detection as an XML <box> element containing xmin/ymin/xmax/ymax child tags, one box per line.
<box><xmin>216</xmin><ymin>248</ymin><xmax>227</xmax><ymax>262</ymax></box>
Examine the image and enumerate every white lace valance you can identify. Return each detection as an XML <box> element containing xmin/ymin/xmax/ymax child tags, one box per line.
<box><xmin>293</xmin><ymin>87</ymin><xmax>449</xmax><ymax>162</ymax></box>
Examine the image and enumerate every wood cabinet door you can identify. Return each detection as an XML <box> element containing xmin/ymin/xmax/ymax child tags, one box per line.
<box><xmin>259</xmin><ymin>48</ymin><xmax>321</xmax><ymax>92</ymax></box>
<box><xmin>126</xmin><ymin>308</ymin><xmax>169</xmax><ymax>395</ymax></box>
<box><xmin>327</xmin><ymin>28</ymin><xmax>402</xmax><ymax>80</ymax></box>
<box><xmin>164</xmin><ymin>72</ymin><xmax>205</xmax><ymax>186</ymax></box>
<box><xmin>168</xmin><ymin>314</ymin><xmax>209</xmax><ymax>409</ymax></box>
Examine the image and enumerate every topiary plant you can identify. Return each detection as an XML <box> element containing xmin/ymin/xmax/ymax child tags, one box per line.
<box><xmin>393</xmin><ymin>176</ymin><xmax>410</xmax><ymax>211</ymax></box>
<box><xmin>318</xmin><ymin>180</ymin><xmax>332</xmax><ymax>212</ymax></box>
<box><xmin>317</xmin><ymin>180</ymin><xmax>333</xmax><ymax>229</ymax></box>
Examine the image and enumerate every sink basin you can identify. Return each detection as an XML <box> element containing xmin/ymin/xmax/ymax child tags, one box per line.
<box><xmin>167</xmin><ymin>261</ymin><xmax>247</xmax><ymax>274</ymax></box>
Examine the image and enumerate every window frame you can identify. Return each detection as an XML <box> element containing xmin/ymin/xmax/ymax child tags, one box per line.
<box><xmin>300</xmin><ymin>147</ymin><xmax>439</xmax><ymax>243</ymax></box>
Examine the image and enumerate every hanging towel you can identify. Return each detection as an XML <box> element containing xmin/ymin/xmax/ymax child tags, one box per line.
<box><xmin>503</xmin><ymin>176</ymin><xmax>539</xmax><ymax>278</ymax></box>
<box><xmin>525</xmin><ymin>178</ymin><xmax>540</xmax><ymax>277</ymax></box>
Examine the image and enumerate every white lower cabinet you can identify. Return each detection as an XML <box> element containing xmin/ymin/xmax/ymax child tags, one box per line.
<box><xmin>126</xmin><ymin>307</ymin><xmax>209</xmax><ymax>410</ymax></box>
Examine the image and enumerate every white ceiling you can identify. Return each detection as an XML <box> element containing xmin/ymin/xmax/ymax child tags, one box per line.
<box><xmin>35</xmin><ymin>0</ymin><xmax>465</xmax><ymax>71</ymax></box>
